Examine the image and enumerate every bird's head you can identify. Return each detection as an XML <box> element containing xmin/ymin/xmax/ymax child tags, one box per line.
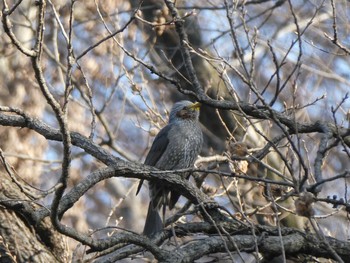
<box><xmin>169</xmin><ymin>100</ymin><xmax>201</xmax><ymax>123</ymax></box>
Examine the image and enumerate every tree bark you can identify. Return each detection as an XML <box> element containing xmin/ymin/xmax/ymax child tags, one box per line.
<box><xmin>0</xmin><ymin>177</ymin><xmax>68</xmax><ymax>263</ymax></box>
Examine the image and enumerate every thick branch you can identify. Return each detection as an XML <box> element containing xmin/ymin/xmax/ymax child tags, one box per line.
<box><xmin>0</xmin><ymin>110</ymin><xmax>117</xmax><ymax>165</ymax></box>
<box><xmin>92</xmin><ymin>222</ymin><xmax>350</xmax><ymax>262</ymax></box>
<box><xmin>174</xmin><ymin>232</ymin><xmax>350</xmax><ymax>262</ymax></box>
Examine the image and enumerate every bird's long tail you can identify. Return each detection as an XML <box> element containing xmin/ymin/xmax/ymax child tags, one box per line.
<box><xmin>143</xmin><ymin>202</ymin><xmax>163</xmax><ymax>237</ymax></box>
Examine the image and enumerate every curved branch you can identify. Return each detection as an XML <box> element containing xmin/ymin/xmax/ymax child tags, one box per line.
<box><xmin>0</xmin><ymin>109</ymin><xmax>117</xmax><ymax>165</ymax></box>
<box><xmin>1</xmin><ymin>1</ymin><xmax>37</xmax><ymax>57</ymax></box>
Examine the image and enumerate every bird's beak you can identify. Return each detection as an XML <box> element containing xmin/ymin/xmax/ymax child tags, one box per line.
<box><xmin>189</xmin><ymin>102</ymin><xmax>201</xmax><ymax>110</ymax></box>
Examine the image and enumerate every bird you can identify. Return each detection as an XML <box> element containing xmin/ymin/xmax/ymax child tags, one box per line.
<box><xmin>137</xmin><ymin>100</ymin><xmax>203</xmax><ymax>237</ymax></box>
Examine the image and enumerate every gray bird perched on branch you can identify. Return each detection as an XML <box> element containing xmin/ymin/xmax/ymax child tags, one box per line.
<box><xmin>137</xmin><ymin>100</ymin><xmax>203</xmax><ymax>237</ymax></box>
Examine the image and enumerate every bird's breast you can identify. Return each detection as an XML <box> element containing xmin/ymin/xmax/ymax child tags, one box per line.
<box><xmin>156</xmin><ymin>123</ymin><xmax>202</xmax><ymax>170</ymax></box>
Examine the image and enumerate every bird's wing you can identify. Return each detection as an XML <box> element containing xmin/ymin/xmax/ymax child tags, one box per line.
<box><xmin>135</xmin><ymin>124</ymin><xmax>171</xmax><ymax>195</ymax></box>
<box><xmin>144</xmin><ymin>124</ymin><xmax>171</xmax><ymax>166</ymax></box>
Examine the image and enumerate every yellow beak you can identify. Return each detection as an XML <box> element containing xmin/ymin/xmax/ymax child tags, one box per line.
<box><xmin>189</xmin><ymin>102</ymin><xmax>201</xmax><ymax>110</ymax></box>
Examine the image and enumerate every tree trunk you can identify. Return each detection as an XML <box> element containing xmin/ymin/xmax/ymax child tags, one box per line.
<box><xmin>0</xmin><ymin>176</ymin><xmax>68</xmax><ymax>263</ymax></box>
